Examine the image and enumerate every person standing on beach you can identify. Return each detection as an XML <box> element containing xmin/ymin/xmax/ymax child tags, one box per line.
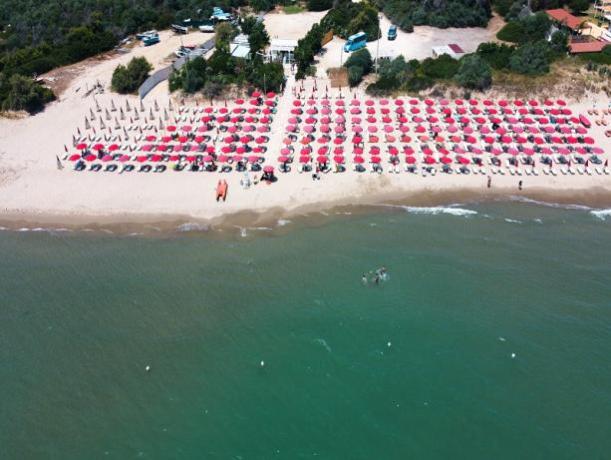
<box><xmin>518</xmin><ymin>180</ymin><xmax>523</xmax><ymax>191</ymax></box>
<box><xmin>487</xmin><ymin>176</ymin><xmax>491</xmax><ymax>189</ymax></box>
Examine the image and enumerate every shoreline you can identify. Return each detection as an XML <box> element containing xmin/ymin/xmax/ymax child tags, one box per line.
<box><xmin>1</xmin><ymin>186</ymin><xmax>610</xmax><ymax>236</ymax></box>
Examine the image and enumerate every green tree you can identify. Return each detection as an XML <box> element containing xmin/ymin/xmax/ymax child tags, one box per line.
<box><xmin>111</xmin><ymin>57</ymin><xmax>152</xmax><ymax>94</ymax></box>
<box><xmin>509</xmin><ymin>41</ymin><xmax>551</xmax><ymax>75</ymax></box>
<box><xmin>422</xmin><ymin>54</ymin><xmax>460</xmax><ymax>79</ymax></box>
<box><xmin>454</xmin><ymin>54</ymin><xmax>492</xmax><ymax>90</ymax></box>
<box><xmin>347</xmin><ymin>65</ymin><xmax>364</xmax><ymax>87</ymax></box>
<box><xmin>308</xmin><ymin>0</ymin><xmax>333</xmax><ymax>11</ymax></box>
<box><xmin>569</xmin><ymin>0</ymin><xmax>591</xmax><ymax>13</ymax></box>
<box><xmin>215</xmin><ymin>22</ymin><xmax>236</xmax><ymax>53</ymax></box>
<box><xmin>344</xmin><ymin>48</ymin><xmax>373</xmax><ymax>74</ymax></box>
<box><xmin>0</xmin><ymin>73</ymin><xmax>55</xmax><ymax>113</ymax></box>
<box><xmin>248</xmin><ymin>21</ymin><xmax>270</xmax><ymax>57</ymax></box>
<box><xmin>476</xmin><ymin>42</ymin><xmax>515</xmax><ymax>69</ymax></box>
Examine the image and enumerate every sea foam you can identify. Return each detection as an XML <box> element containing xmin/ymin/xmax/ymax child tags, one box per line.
<box><xmin>403</xmin><ymin>206</ymin><xmax>478</xmax><ymax>217</ymax></box>
<box><xmin>591</xmin><ymin>209</ymin><xmax>611</xmax><ymax>221</ymax></box>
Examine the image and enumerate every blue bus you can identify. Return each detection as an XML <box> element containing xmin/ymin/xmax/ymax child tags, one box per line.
<box><xmin>344</xmin><ymin>31</ymin><xmax>367</xmax><ymax>53</ymax></box>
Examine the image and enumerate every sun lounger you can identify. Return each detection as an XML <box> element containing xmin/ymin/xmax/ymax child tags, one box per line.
<box><xmin>525</xmin><ymin>169</ymin><xmax>531</xmax><ymax>176</ymax></box>
<box><xmin>532</xmin><ymin>169</ymin><xmax>539</xmax><ymax>176</ymax></box>
<box><xmin>595</xmin><ymin>167</ymin><xmax>602</xmax><ymax>175</ymax></box>
<box><xmin>577</xmin><ymin>166</ymin><xmax>585</xmax><ymax>175</ymax></box>
<box><xmin>604</xmin><ymin>167</ymin><xmax>610</xmax><ymax>175</ymax></box>
<box><xmin>560</xmin><ymin>167</ymin><xmax>568</xmax><ymax>175</ymax></box>
<box><xmin>543</xmin><ymin>169</ymin><xmax>549</xmax><ymax>175</ymax></box>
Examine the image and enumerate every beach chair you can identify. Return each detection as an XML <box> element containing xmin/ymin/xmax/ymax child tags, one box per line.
<box><xmin>577</xmin><ymin>166</ymin><xmax>585</xmax><ymax>175</ymax></box>
<box><xmin>525</xmin><ymin>169</ymin><xmax>531</xmax><ymax>176</ymax></box>
<box><xmin>499</xmin><ymin>169</ymin><xmax>505</xmax><ymax>175</ymax></box>
<box><xmin>532</xmin><ymin>169</ymin><xmax>539</xmax><ymax>176</ymax></box>
<box><xmin>595</xmin><ymin>167</ymin><xmax>603</xmax><ymax>175</ymax></box>
<box><xmin>604</xmin><ymin>167</ymin><xmax>610</xmax><ymax>175</ymax></box>
<box><xmin>509</xmin><ymin>168</ymin><xmax>515</xmax><ymax>175</ymax></box>
<box><xmin>480</xmin><ymin>167</ymin><xmax>486</xmax><ymax>175</ymax></box>
<box><xmin>586</xmin><ymin>168</ymin><xmax>592</xmax><ymax>175</ymax></box>
<box><xmin>560</xmin><ymin>167</ymin><xmax>568</xmax><ymax>175</ymax></box>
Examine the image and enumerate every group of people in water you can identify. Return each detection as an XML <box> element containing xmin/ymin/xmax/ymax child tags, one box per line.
<box><xmin>362</xmin><ymin>267</ymin><xmax>388</xmax><ymax>285</ymax></box>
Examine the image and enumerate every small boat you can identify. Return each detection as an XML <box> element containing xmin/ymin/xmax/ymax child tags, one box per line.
<box><xmin>216</xmin><ymin>180</ymin><xmax>228</xmax><ymax>202</ymax></box>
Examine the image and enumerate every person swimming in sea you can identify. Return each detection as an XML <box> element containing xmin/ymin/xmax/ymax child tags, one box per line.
<box><xmin>362</xmin><ymin>273</ymin><xmax>367</xmax><ymax>284</ymax></box>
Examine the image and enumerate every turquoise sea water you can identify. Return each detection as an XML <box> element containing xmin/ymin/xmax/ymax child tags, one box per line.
<box><xmin>1</xmin><ymin>202</ymin><xmax>611</xmax><ymax>459</ymax></box>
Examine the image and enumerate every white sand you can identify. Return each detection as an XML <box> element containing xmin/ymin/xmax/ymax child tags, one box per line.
<box><xmin>0</xmin><ymin>24</ymin><xmax>610</xmax><ymax>228</ymax></box>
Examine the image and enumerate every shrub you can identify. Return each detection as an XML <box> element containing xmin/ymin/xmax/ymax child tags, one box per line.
<box><xmin>347</xmin><ymin>65</ymin><xmax>364</xmax><ymax>87</ymax></box>
<box><xmin>497</xmin><ymin>21</ymin><xmax>524</xmax><ymax>43</ymax></box>
<box><xmin>0</xmin><ymin>73</ymin><xmax>55</xmax><ymax>113</ymax></box>
<box><xmin>111</xmin><ymin>57</ymin><xmax>152</xmax><ymax>94</ymax></box>
<box><xmin>497</xmin><ymin>12</ymin><xmax>551</xmax><ymax>44</ymax></box>
<box><xmin>377</xmin><ymin>0</ymin><xmax>491</xmax><ymax>30</ymax></box>
<box><xmin>421</xmin><ymin>54</ymin><xmax>460</xmax><ymax>79</ymax></box>
<box><xmin>344</xmin><ymin>48</ymin><xmax>373</xmax><ymax>74</ymax></box>
<box><xmin>476</xmin><ymin>42</ymin><xmax>515</xmax><ymax>69</ymax></box>
<box><xmin>509</xmin><ymin>41</ymin><xmax>551</xmax><ymax>75</ymax></box>
<box><xmin>569</xmin><ymin>0</ymin><xmax>590</xmax><ymax>13</ymax></box>
<box><xmin>307</xmin><ymin>0</ymin><xmax>333</xmax><ymax>11</ymax></box>
<box><xmin>454</xmin><ymin>54</ymin><xmax>492</xmax><ymax>90</ymax></box>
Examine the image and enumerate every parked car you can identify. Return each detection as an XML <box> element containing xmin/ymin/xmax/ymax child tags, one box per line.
<box><xmin>388</xmin><ymin>25</ymin><xmax>397</xmax><ymax>41</ymax></box>
<box><xmin>199</xmin><ymin>21</ymin><xmax>215</xmax><ymax>32</ymax></box>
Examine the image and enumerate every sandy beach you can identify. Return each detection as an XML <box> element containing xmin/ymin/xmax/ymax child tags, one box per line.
<box><xmin>1</xmin><ymin>21</ymin><xmax>610</xmax><ymax>232</ymax></box>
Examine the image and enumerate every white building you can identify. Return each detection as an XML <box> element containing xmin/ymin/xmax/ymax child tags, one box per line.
<box><xmin>269</xmin><ymin>38</ymin><xmax>298</xmax><ymax>64</ymax></box>
<box><xmin>432</xmin><ymin>44</ymin><xmax>465</xmax><ymax>59</ymax></box>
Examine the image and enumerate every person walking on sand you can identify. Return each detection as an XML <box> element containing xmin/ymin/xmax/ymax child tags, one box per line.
<box><xmin>518</xmin><ymin>180</ymin><xmax>523</xmax><ymax>191</ymax></box>
<box><xmin>487</xmin><ymin>176</ymin><xmax>491</xmax><ymax>189</ymax></box>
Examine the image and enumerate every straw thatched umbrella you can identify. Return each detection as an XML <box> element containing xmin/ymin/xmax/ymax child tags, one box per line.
<box><xmin>120</xmin><ymin>108</ymin><xmax>125</xmax><ymax>120</ymax></box>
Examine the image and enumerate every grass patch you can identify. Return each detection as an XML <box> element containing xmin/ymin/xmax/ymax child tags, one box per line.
<box><xmin>283</xmin><ymin>5</ymin><xmax>305</xmax><ymax>14</ymax></box>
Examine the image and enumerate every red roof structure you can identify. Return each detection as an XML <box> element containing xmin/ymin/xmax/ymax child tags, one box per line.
<box><xmin>546</xmin><ymin>9</ymin><xmax>584</xmax><ymax>31</ymax></box>
<box><xmin>448</xmin><ymin>43</ymin><xmax>465</xmax><ymax>54</ymax></box>
<box><xmin>569</xmin><ymin>40</ymin><xmax>608</xmax><ymax>53</ymax></box>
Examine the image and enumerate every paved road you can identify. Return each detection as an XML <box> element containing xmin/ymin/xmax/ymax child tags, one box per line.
<box><xmin>138</xmin><ymin>35</ymin><xmax>216</xmax><ymax>99</ymax></box>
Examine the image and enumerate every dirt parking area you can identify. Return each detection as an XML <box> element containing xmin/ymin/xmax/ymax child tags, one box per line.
<box><xmin>317</xmin><ymin>14</ymin><xmax>505</xmax><ymax>76</ymax></box>
<box><xmin>263</xmin><ymin>9</ymin><xmax>327</xmax><ymax>40</ymax></box>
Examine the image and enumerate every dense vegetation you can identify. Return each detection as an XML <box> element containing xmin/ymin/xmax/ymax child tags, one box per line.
<box><xmin>169</xmin><ymin>20</ymin><xmax>283</xmax><ymax>96</ymax></box>
<box><xmin>0</xmin><ymin>0</ymin><xmax>265</xmax><ymax>113</ymax></box>
<box><xmin>492</xmin><ymin>0</ymin><xmax>593</xmax><ymax>19</ymax></box>
<box><xmin>492</xmin><ymin>12</ymin><xmax>569</xmax><ymax>76</ymax></box>
<box><xmin>111</xmin><ymin>57</ymin><xmax>153</xmax><ymax>94</ymax></box>
<box><xmin>0</xmin><ymin>73</ymin><xmax>55</xmax><ymax>113</ymax></box>
<box><xmin>344</xmin><ymin>48</ymin><xmax>374</xmax><ymax>86</ymax></box>
<box><xmin>366</xmin><ymin>52</ymin><xmax>492</xmax><ymax>95</ymax></box>
<box><xmin>375</xmin><ymin>0</ymin><xmax>491</xmax><ymax>31</ymax></box>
